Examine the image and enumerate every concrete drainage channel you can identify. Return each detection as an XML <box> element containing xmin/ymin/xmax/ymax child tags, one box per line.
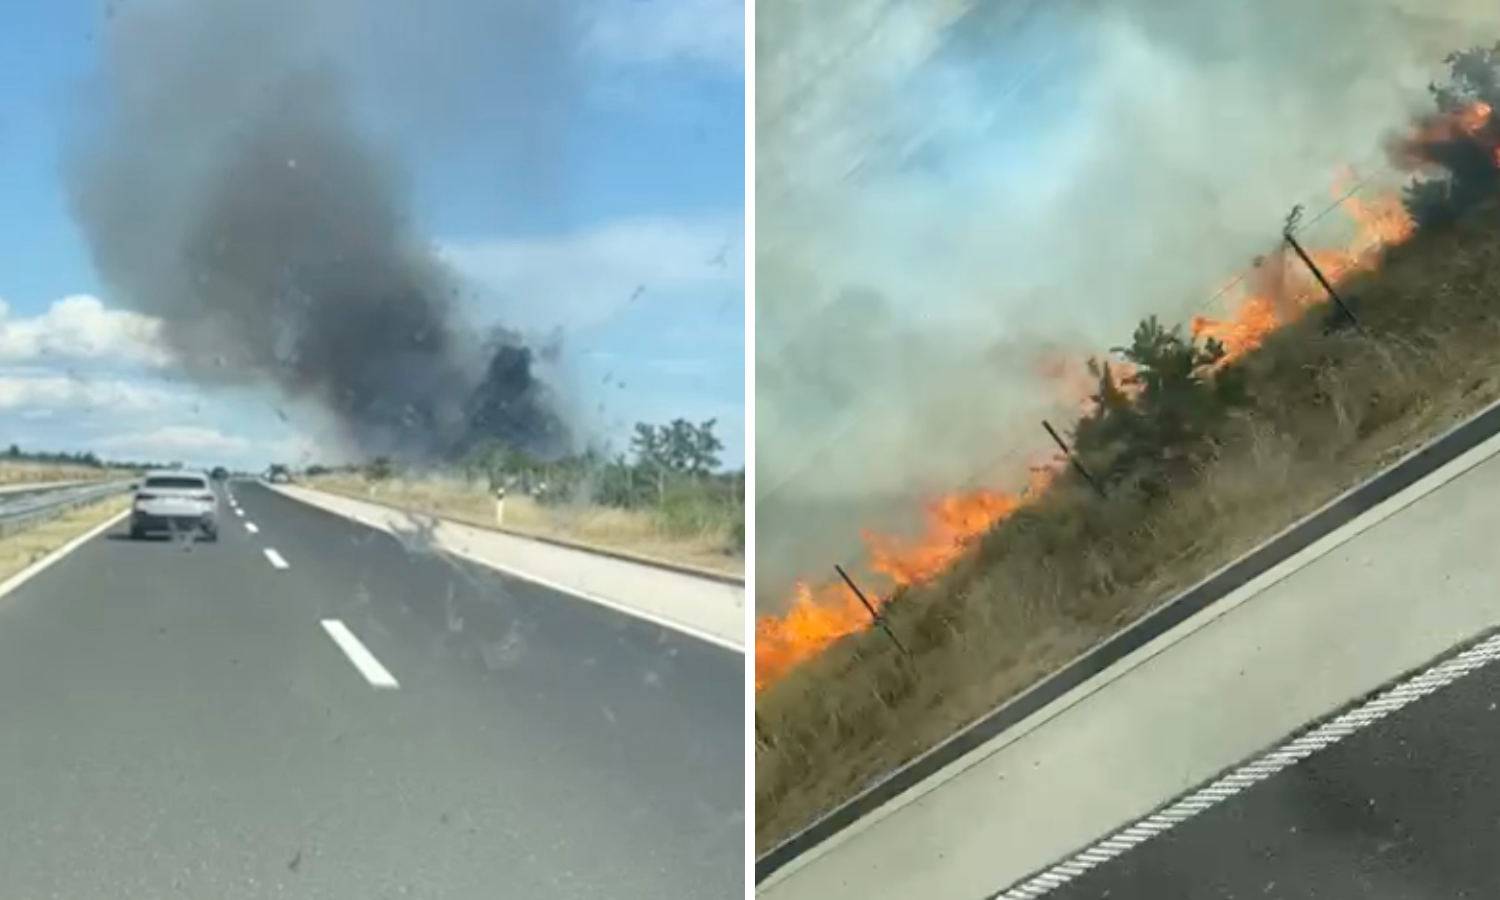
<box><xmin>0</xmin><ymin>481</ymin><xmax>136</xmax><ymax>538</ymax></box>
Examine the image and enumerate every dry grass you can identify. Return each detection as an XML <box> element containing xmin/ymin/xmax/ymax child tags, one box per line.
<box><xmin>0</xmin><ymin>462</ymin><xmax>122</xmax><ymax>488</ymax></box>
<box><xmin>0</xmin><ymin>496</ymin><xmax>130</xmax><ymax>584</ymax></box>
<box><xmin>755</xmin><ymin>208</ymin><xmax>1500</xmax><ymax>851</ymax></box>
<box><xmin>305</xmin><ymin>473</ymin><xmax>745</xmax><ymax>578</ymax></box>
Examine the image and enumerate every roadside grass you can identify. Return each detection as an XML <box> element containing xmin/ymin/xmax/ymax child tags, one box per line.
<box><xmin>0</xmin><ymin>462</ymin><xmax>123</xmax><ymax>487</ymax></box>
<box><xmin>0</xmin><ymin>497</ymin><xmax>130</xmax><ymax>586</ymax></box>
<box><xmin>755</xmin><ymin>206</ymin><xmax>1500</xmax><ymax>850</ymax></box>
<box><xmin>305</xmin><ymin>473</ymin><xmax>745</xmax><ymax>578</ymax></box>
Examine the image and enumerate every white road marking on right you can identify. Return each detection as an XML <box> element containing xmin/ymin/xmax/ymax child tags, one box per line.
<box><xmin>320</xmin><ymin>619</ymin><xmax>400</xmax><ymax>689</ymax></box>
<box><xmin>244</xmin><ymin>522</ymin><xmax>259</xmax><ymax>534</ymax></box>
<box><xmin>235</xmin><ymin>508</ymin><xmax>244</xmax><ymax>517</ymax></box>
<box><xmin>263</xmin><ymin>548</ymin><xmax>289</xmax><ymax>569</ymax></box>
<box><xmin>264</xmin><ymin>481</ymin><xmax>746</xmax><ymax>653</ymax></box>
<box><xmin>997</xmin><ymin>631</ymin><xmax>1500</xmax><ymax>898</ymax></box>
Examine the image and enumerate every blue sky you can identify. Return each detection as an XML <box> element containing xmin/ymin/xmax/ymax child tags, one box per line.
<box><xmin>0</xmin><ymin>0</ymin><xmax>745</xmax><ymax>471</ymax></box>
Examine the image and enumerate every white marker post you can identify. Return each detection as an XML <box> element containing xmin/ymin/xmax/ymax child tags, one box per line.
<box><xmin>494</xmin><ymin>487</ymin><xmax>506</xmax><ymax>527</ymax></box>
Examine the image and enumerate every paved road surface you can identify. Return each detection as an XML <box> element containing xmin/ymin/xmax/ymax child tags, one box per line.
<box><xmin>0</xmin><ymin>480</ymin><xmax>743</xmax><ymax>899</ymax></box>
<box><xmin>1003</xmin><ymin>633</ymin><xmax>1500</xmax><ymax>900</ymax></box>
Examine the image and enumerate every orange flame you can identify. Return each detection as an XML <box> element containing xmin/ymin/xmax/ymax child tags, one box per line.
<box><xmin>1189</xmin><ymin>168</ymin><xmax>1417</xmax><ymax>364</ymax></box>
<box><xmin>753</xmin><ymin>462</ymin><xmax>1060</xmax><ymax>690</ymax></box>
<box><xmin>1396</xmin><ymin>100</ymin><xmax>1494</xmax><ymax>169</ymax></box>
<box><xmin>755</xmin><ymin>581</ymin><xmax>871</xmax><ymax>690</ymax></box>
<box><xmin>755</xmin><ymin>102</ymin><xmax>1495</xmax><ymax>691</ymax></box>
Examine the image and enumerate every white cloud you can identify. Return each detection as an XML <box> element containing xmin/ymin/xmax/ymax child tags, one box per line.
<box><xmin>585</xmin><ymin>0</ymin><xmax>744</xmax><ymax>74</ymax></box>
<box><xmin>439</xmin><ymin>214</ymin><xmax>743</xmax><ymax>332</ymax></box>
<box><xmin>0</xmin><ymin>372</ymin><xmax>182</xmax><ymax>413</ymax></box>
<box><xmin>0</xmin><ymin>295</ymin><xmax>172</xmax><ymax>368</ymax></box>
<box><xmin>96</xmin><ymin>426</ymin><xmax>252</xmax><ymax>456</ymax></box>
<box><xmin>90</xmin><ymin>425</ymin><xmax>337</xmax><ymax>470</ymax></box>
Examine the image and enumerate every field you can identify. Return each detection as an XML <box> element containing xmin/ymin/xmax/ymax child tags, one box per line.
<box><xmin>304</xmin><ymin>472</ymin><xmax>746</xmax><ymax>578</ymax></box>
<box><xmin>754</xmin><ymin>119</ymin><xmax>1500</xmax><ymax>850</ymax></box>
<box><xmin>0</xmin><ymin>461</ymin><xmax>122</xmax><ymax>488</ymax></box>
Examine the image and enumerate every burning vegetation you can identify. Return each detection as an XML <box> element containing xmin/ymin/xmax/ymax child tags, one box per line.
<box><xmin>755</xmin><ymin>44</ymin><xmax>1500</xmax><ymax>693</ymax></box>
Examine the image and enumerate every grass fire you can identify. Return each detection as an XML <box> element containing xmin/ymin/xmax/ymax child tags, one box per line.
<box><xmin>755</xmin><ymin>42</ymin><xmax>1500</xmax><ymax>850</ymax></box>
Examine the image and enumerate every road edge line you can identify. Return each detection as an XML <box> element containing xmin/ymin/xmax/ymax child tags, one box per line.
<box><xmin>990</xmin><ymin>625</ymin><xmax>1500</xmax><ymax>898</ymax></box>
<box><xmin>439</xmin><ymin>541</ymin><xmax>745</xmax><ymax>654</ymax></box>
<box><xmin>261</xmin><ymin>484</ymin><xmax>746</xmax><ymax>654</ymax></box>
<box><xmin>0</xmin><ymin>508</ymin><xmax>129</xmax><ymax>602</ymax></box>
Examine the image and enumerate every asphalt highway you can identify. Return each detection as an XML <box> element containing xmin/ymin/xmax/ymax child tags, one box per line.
<box><xmin>0</xmin><ymin>480</ymin><xmax>743</xmax><ymax>899</ymax></box>
<box><xmin>1006</xmin><ymin>633</ymin><xmax>1500</xmax><ymax>900</ymax></box>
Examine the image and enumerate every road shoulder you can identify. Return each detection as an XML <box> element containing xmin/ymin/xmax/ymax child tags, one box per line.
<box><xmin>264</xmin><ymin>481</ymin><xmax>747</xmax><ymax>652</ymax></box>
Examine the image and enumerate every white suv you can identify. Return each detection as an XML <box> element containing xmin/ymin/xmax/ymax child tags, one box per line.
<box><xmin>131</xmin><ymin>470</ymin><xmax>220</xmax><ymax>542</ymax></box>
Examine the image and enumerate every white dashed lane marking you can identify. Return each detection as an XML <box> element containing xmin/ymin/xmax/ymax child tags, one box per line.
<box><xmin>244</xmin><ymin>522</ymin><xmax>259</xmax><ymax>534</ymax></box>
<box><xmin>996</xmin><ymin>630</ymin><xmax>1500</xmax><ymax>899</ymax></box>
<box><xmin>320</xmin><ymin>619</ymin><xmax>400</xmax><ymax>689</ymax></box>
<box><xmin>263</xmin><ymin>548</ymin><xmax>289</xmax><ymax>569</ymax></box>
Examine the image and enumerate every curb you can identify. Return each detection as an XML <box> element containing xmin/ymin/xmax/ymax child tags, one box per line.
<box><xmin>755</xmin><ymin>393</ymin><xmax>1500</xmax><ymax>885</ymax></box>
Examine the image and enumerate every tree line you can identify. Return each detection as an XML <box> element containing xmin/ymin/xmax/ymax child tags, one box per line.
<box><xmin>337</xmin><ymin>417</ymin><xmax>744</xmax><ymax>549</ymax></box>
<box><xmin>4</xmin><ymin>445</ymin><xmax>105</xmax><ymax>468</ymax></box>
<box><xmin>1</xmin><ymin>444</ymin><xmax>169</xmax><ymax>471</ymax></box>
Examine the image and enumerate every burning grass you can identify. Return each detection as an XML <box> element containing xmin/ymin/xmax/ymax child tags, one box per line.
<box><xmin>755</xmin><ymin>71</ymin><xmax>1500</xmax><ymax>850</ymax></box>
<box><xmin>305</xmin><ymin>472</ymin><xmax>745</xmax><ymax>577</ymax></box>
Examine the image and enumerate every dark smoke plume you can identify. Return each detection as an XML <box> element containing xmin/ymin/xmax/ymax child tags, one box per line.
<box><xmin>65</xmin><ymin>0</ymin><xmax>572</xmax><ymax>461</ymax></box>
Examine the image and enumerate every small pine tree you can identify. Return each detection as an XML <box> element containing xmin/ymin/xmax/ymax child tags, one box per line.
<box><xmin>1074</xmin><ymin>317</ymin><xmax>1240</xmax><ymax>494</ymax></box>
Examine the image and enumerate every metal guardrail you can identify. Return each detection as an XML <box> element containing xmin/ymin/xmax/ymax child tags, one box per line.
<box><xmin>0</xmin><ymin>480</ymin><xmax>135</xmax><ymax>538</ymax></box>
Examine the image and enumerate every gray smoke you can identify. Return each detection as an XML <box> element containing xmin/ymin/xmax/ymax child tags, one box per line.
<box><xmin>66</xmin><ymin>0</ymin><xmax>575</xmax><ymax>461</ymax></box>
<box><xmin>756</xmin><ymin>0</ymin><xmax>1500</xmax><ymax>606</ymax></box>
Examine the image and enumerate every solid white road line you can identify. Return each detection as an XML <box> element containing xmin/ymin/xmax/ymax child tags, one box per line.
<box><xmin>439</xmin><ymin>542</ymin><xmax>745</xmax><ymax>653</ymax></box>
<box><xmin>244</xmin><ymin>522</ymin><xmax>259</xmax><ymax>534</ymax></box>
<box><xmin>263</xmin><ymin>483</ymin><xmax>746</xmax><ymax>653</ymax></box>
<box><xmin>0</xmin><ymin>509</ymin><xmax>130</xmax><ymax>601</ymax></box>
<box><xmin>320</xmin><ymin>619</ymin><xmax>400</xmax><ymax>689</ymax></box>
<box><xmin>263</xmin><ymin>548</ymin><xmax>289</xmax><ymax>569</ymax></box>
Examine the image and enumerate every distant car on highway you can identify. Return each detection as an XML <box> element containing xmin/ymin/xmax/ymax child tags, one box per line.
<box><xmin>130</xmin><ymin>470</ymin><xmax>219</xmax><ymax>542</ymax></box>
<box><xmin>211</xmin><ymin>466</ymin><xmax>229</xmax><ymax>481</ymax></box>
